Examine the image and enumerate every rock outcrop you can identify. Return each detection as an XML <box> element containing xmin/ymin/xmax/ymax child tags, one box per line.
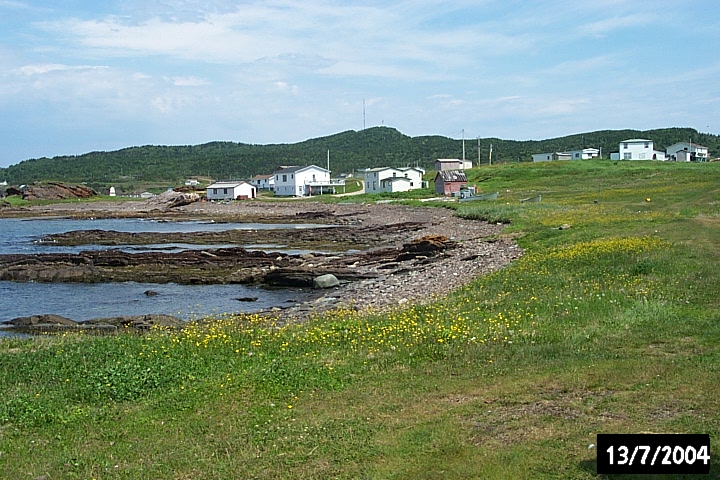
<box><xmin>15</xmin><ymin>183</ymin><xmax>98</xmax><ymax>201</ymax></box>
<box><xmin>1</xmin><ymin>313</ymin><xmax>184</xmax><ymax>335</ymax></box>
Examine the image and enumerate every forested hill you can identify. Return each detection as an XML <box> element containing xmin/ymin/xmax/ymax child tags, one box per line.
<box><xmin>1</xmin><ymin>126</ymin><xmax>717</xmax><ymax>186</ymax></box>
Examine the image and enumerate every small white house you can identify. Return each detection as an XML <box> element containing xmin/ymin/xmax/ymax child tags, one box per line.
<box><xmin>665</xmin><ymin>142</ymin><xmax>709</xmax><ymax>162</ymax></box>
<box><xmin>364</xmin><ymin>167</ymin><xmax>425</xmax><ymax>194</ymax></box>
<box><xmin>274</xmin><ymin>165</ymin><xmax>331</xmax><ymax>197</ymax></box>
<box><xmin>250</xmin><ymin>174</ymin><xmax>275</xmax><ymax>190</ymax></box>
<box><xmin>568</xmin><ymin>148</ymin><xmax>600</xmax><ymax>159</ymax></box>
<box><xmin>184</xmin><ymin>179</ymin><xmax>199</xmax><ymax>186</ymax></box>
<box><xmin>532</xmin><ymin>152</ymin><xmax>572</xmax><ymax>162</ymax></box>
<box><xmin>206</xmin><ymin>181</ymin><xmax>256</xmax><ymax>200</ymax></box>
<box><xmin>612</xmin><ymin>139</ymin><xmax>666</xmax><ymax>160</ymax></box>
<box><xmin>532</xmin><ymin>148</ymin><xmax>599</xmax><ymax>162</ymax></box>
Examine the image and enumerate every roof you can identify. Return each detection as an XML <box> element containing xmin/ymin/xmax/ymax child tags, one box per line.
<box><xmin>436</xmin><ymin>158</ymin><xmax>462</xmax><ymax>163</ymax></box>
<box><xmin>621</xmin><ymin>139</ymin><xmax>652</xmax><ymax>143</ymax></box>
<box><xmin>275</xmin><ymin>165</ymin><xmax>329</xmax><ymax>174</ymax></box>
<box><xmin>207</xmin><ymin>181</ymin><xmax>252</xmax><ymax>189</ymax></box>
<box><xmin>435</xmin><ymin>170</ymin><xmax>468</xmax><ymax>182</ymax></box>
<box><xmin>667</xmin><ymin>141</ymin><xmax>708</xmax><ymax>149</ymax></box>
<box><xmin>365</xmin><ymin>166</ymin><xmax>423</xmax><ymax>174</ymax></box>
<box><xmin>251</xmin><ymin>174</ymin><xmax>273</xmax><ymax>180</ymax></box>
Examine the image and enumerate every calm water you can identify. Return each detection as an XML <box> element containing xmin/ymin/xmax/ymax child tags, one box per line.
<box><xmin>0</xmin><ymin>217</ymin><xmax>330</xmax><ymax>254</ymax></box>
<box><xmin>0</xmin><ymin>218</ymin><xmax>321</xmax><ymax>333</ymax></box>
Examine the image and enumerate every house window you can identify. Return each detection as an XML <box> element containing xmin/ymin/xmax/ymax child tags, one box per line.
<box><xmin>410</xmin><ymin>182</ymin><xmax>414</xmax><ymax>187</ymax></box>
<box><xmin>213</xmin><ymin>189</ymin><xmax>218</xmax><ymax>194</ymax></box>
<box><xmin>644</xmin><ymin>142</ymin><xmax>649</xmax><ymax>148</ymax></box>
<box><xmin>282</xmin><ymin>174</ymin><xmax>287</xmax><ymax>182</ymax></box>
<box><xmin>223</xmin><ymin>188</ymin><xmax>228</xmax><ymax>194</ymax></box>
<box><xmin>623</xmin><ymin>143</ymin><xmax>628</xmax><ymax>149</ymax></box>
<box><xmin>624</xmin><ymin>153</ymin><xmax>632</xmax><ymax>160</ymax></box>
<box><xmin>291</xmin><ymin>174</ymin><xmax>294</xmax><ymax>179</ymax></box>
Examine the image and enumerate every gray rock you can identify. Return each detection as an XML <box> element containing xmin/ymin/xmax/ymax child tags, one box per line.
<box><xmin>313</xmin><ymin>273</ymin><xmax>339</xmax><ymax>289</ymax></box>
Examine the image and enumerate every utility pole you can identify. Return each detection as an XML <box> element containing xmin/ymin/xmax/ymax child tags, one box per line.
<box><xmin>477</xmin><ymin>137</ymin><xmax>481</xmax><ymax>166</ymax></box>
<box><xmin>462</xmin><ymin>129</ymin><xmax>466</xmax><ymax>162</ymax></box>
<box><xmin>363</xmin><ymin>99</ymin><xmax>366</xmax><ymax>130</ymax></box>
<box><xmin>489</xmin><ymin>143</ymin><xmax>493</xmax><ymax>166</ymax></box>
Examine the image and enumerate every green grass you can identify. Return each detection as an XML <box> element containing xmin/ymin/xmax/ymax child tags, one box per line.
<box><xmin>1</xmin><ymin>160</ymin><xmax>719</xmax><ymax>479</ymax></box>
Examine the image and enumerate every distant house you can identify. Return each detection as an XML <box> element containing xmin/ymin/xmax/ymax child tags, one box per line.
<box><xmin>568</xmin><ymin>148</ymin><xmax>600</xmax><ymax>159</ymax></box>
<box><xmin>363</xmin><ymin>167</ymin><xmax>425</xmax><ymax>194</ymax></box>
<box><xmin>0</xmin><ymin>180</ymin><xmax>7</xmax><ymax>186</ymax></box>
<box><xmin>665</xmin><ymin>142</ymin><xmax>709</xmax><ymax>162</ymax></box>
<box><xmin>250</xmin><ymin>174</ymin><xmax>275</xmax><ymax>190</ymax></box>
<box><xmin>139</xmin><ymin>191</ymin><xmax>155</xmax><ymax>199</ymax></box>
<box><xmin>532</xmin><ymin>148</ymin><xmax>599</xmax><ymax>162</ymax></box>
<box><xmin>273</xmin><ymin>165</ymin><xmax>331</xmax><ymax>197</ymax></box>
<box><xmin>435</xmin><ymin>170</ymin><xmax>468</xmax><ymax>196</ymax></box>
<box><xmin>610</xmin><ymin>139</ymin><xmax>666</xmax><ymax>160</ymax></box>
<box><xmin>532</xmin><ymin>152</ymin><xmax>572</xmax><ymax>162</ymax></box>
<box><xmin>184</xmin><ymin>179</ymin><xmax>199</xmax><ymax>187</ymax></box>
<box><xmin>206</xmin><ymin>181</ymin><xmax>256</xmax><ymax>200</ymax></box>
<box><xmin>435</xmin><ymin>158</ymin><xmax>472</xmax><ymax>171</ymax></box>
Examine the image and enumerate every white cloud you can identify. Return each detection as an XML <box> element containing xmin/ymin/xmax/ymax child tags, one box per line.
<box><xmin>14</xmin><ymin>63</ymin><xmax>104</xmax><ymax>75</ymax></box>
<box><xmin>172</xmin><ymin>76</ymin><xmax>210</xmax><ymax>87</ymax></box>
<box><xmin>274</xmin><ymin>81</ymin><xmax>298</xmax><ymax>95</ymax></box>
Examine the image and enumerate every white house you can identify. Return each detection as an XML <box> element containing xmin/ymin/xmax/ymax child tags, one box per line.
<box><xmin>568</xmin><ymin>148</ymin><xmax>600</xmax><ymax>159</ymax></box>
<box><xmin>184</xmin><ymin>179</ymin><xmax>199</xmax><ymax>186</ymax></box>
<box><xmin>206</xmin><ymin>181</ymin><xmax>256</xmax><ymax>200</ymax></box>
<box><xmin>250</xmin><ymin>174</ymin><xmax>275</xmax><ymax>190</ymax></box>
<box><xmin>364</xmin><ymin>167</ymin><xmax>425</xmax><ymax>194</ymax></box>
<box><xmin>532</xmin><ymin>152</ymin><xmax>572</xmax><ymax>162</ymax></box>
<box><xmin>611</xmin><ymin>139</ymin><xmax>666</xmax><ymax>160</ymax></box>
<box><xmin>435</xmin><ymin>158</ymin><xmax>472</xmax><ymax>171</ymax></box>
<box><xmin>532</xmin><ymin>148</ymin><xmax>600</xmax><ymax>162</ymax></box>
<box><xmin>273</xmin><ymin>165</ymin><xmax>331</xmax><ymax>197</ymax></box>
<box><xmin>665</xmin><ymin>142</ymin><xmax>709</xmax><ymax>162</ymax></box>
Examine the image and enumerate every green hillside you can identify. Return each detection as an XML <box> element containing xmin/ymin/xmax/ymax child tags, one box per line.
<box><xmin>1</xmin><ymin>126</ymin><xmax>718</xmax><ymax>190</ymax></box>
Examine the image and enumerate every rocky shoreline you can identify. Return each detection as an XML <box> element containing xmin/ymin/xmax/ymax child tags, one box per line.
<box><xmin>0</xmin><ymin>199</ymin><xmax>523</xmax><ymax>331</ymax></box>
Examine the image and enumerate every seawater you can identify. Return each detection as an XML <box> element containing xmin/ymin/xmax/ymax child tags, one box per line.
<box><xmin>0</xmin><ymin>218</ymin><xmax>321</xmax><ymax>334</ymax></box>
<box><xmin>0</xmin><ymin>217</ymin><xmax>331</xmax><ymax>254</ymax></box>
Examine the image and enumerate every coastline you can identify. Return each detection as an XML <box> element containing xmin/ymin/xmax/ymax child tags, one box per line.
<box><xmin>1</xmin><ymin>199</ymin><xmax>523</xmax><ymax>325</ymax></box>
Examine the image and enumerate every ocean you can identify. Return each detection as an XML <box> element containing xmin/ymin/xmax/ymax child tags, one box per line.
<box><xmin>0</xmin><ymin>217</ymin><xmax>319</xmax><ymax>333</ymax></box>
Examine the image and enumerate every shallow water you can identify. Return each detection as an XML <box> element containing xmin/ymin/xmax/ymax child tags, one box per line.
<box><xmin>0</xmin><ymin>218</ymin><xmax>321</xmax><ymax>334</ymax></box>
<box><xmin>0</xmin><ymin>217</ymin><xmax>330</xmax><ymax>254</ymax></box>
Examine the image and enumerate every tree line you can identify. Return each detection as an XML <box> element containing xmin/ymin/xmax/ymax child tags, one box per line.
<box><xmin>1</xmin><ymin>126</ymin><xmax>717</xmax><ymax>187</ymax></box>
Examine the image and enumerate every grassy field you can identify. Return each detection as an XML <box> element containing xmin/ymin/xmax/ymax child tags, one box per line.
<box><xmin>1</xmin><ymin>160</ymin><xmax>718</xmax><ymax>479</ymax></box>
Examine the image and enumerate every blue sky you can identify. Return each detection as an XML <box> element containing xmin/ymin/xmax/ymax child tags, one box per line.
<box><xmin>1</xmin><ymin>0</ymin><xmax>719</xmax><ymax>168</ymax></box>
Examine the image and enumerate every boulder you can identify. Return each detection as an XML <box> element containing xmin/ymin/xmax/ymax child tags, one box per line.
<box><xmin>146</xmin><ymin>190</ymin><xmax>200</xmax><ymax>208</ymax></box>
<box><xmin>313</xmin><ymin>273</ymin><xmax>340</xmax><ymax>289</ymax></box>
<box><xmin>3</xmin><ymin>314</ymin><xmax>78</xmax><ymax>327</ymax></box>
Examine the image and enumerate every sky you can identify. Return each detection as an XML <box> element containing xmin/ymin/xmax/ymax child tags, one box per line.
<box><xmin>1</xmin><ymin>0</ymin><xmax>719</xmax><ymax>168</ymax></box>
